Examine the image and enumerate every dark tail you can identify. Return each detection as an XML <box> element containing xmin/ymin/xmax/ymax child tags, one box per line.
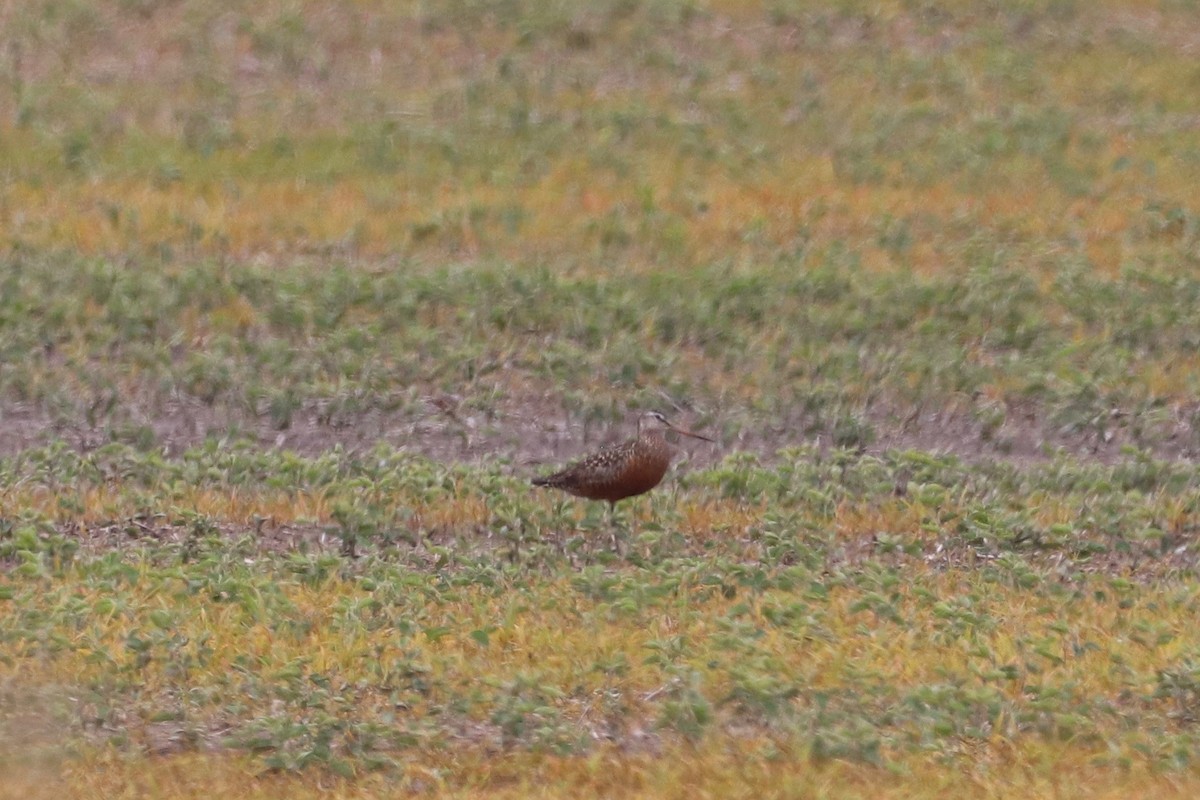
<box><xmin>531</xmin><ymin>476</ymin><xmax>552</xmax><ymax>487</ymax></box>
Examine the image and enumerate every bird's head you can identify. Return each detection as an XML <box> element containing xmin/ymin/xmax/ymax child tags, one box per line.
<box><xmin>637</xmin><ymin>411</ymin><xmax>714</xmax><ymax>442</ymax></box>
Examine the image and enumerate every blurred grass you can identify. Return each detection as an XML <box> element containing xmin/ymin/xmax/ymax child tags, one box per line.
<box><xmin>2</xmin><ymin>0</ymin><xmax>1199</xmax><ymax>454</ymax></box>
<box><xmin>4</xmin><ymin>254</ymin><xmax>1200</xmax><ymax>457</ymax></box>
<box><xmin>5</xmin><ymin>0</ymin><xmax>1200</xmax><ymax>797</ymax></box>
<box><xmin>2</xmin><ymin>0</ymin><xmax>1198</xmax><ymax>271</ymax></box>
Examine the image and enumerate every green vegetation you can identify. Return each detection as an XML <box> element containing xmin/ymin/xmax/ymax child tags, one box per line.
<box><xmin>6</xmin><ymin>254</ymin><xmax>1200</xmax><ymax>459</ymax></box>
<box><xmin>3</xmin><ymin>1</ymin><xmax>1200</xmax><ymax>797</ymax></box>
<box><xmin>6</xmin><ymin>443</ymin><xmax>1200</xmax><ymax>797</ymax></box>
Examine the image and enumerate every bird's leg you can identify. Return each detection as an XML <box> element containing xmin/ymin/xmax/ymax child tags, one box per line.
<box><xmin>607</xmin><ymin>501</ymin><xmax>616</xmax><ymax>551</ymax></box>
<box><xmin>551</xmin><ymin>497</ymin><xmax>568</xmax><ymax>564</ymax></box>
<box><xmin>607</xmin><ymin>501</ymin><xmax>624</xmax><ymax>557</ymax></box>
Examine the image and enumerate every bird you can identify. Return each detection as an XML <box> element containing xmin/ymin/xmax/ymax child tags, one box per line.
<box><xmin>532</xmin><ymin>411</ymin><xmax>713</xmax><ymax>519</ymax></box>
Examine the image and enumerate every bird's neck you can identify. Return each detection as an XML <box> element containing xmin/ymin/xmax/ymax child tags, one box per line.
<box><xmin>640</xmin><ymin>428</ymin><xmax>668</xmax><ymax>444</ymax></box>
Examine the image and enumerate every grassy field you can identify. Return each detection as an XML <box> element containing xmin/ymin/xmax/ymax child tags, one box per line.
<box><xmin>4</xmin><ymin>0</ymin><xmax>1200</xmax><ymax>797</ymax></box>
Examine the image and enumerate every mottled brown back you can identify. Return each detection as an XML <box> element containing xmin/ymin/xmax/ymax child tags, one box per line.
<box><xmin>532</xmin><ymin>431</ymin><xmax>673</xmax><ymax>503</ymax></box>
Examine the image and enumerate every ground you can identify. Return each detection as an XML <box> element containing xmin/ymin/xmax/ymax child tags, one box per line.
<box><xmin>3</xmin><ymin>1</ymin><xmax>1200</xmax><ymax>798</ymax></box>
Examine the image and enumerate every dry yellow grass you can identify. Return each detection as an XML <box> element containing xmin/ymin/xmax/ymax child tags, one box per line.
<box><xmin>2</xmin><ymin>742</ymin><xmax>1198</xmax><ymax>800</ymax></box>
<box><xmin>1</xmin><ymin>160</ymin><xmax>1185</xmax><ymax>278</ymax></box>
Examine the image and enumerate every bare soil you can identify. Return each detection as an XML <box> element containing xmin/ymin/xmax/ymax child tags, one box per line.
<box><xmin>2</xmin><ymin>392</ymin><xmax>1197</xmax><ymax>470</ymax></box>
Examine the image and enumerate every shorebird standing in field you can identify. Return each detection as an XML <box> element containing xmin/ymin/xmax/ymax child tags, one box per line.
<box><xmin>532</xmin><ymin>411</ymin><xmax>714</xmax><ymax>547</ymax></box>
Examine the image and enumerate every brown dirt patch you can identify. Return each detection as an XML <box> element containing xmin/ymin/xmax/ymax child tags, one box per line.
<box><xmin>3</xmin><ymin>392</ymin><xmax>1198</xmax><ymax>470</ymax></box>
